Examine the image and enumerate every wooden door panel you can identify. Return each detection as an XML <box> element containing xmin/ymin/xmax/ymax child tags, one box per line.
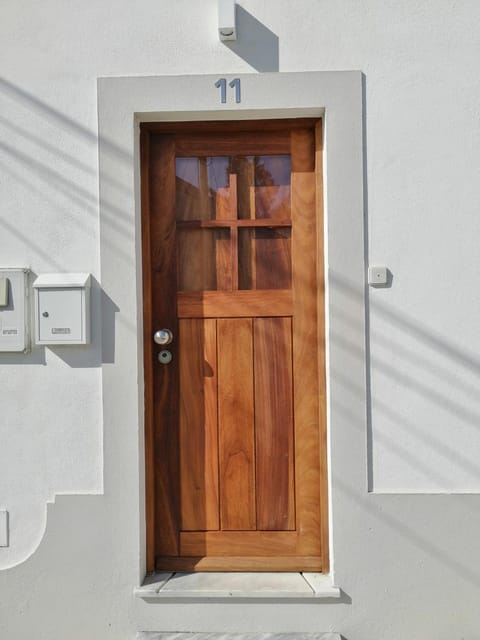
<box><xmin>217</xmin><ymin>318</ymin><xmax>256</xmax><ymax>531</ymax></box>
<box><xmin>179</xmin><ymin>318</ymin><xmax>219</xmax><ymax>531</ymax></box>
<box><xmin>142</xmin><ymin>120</ymin><xmax>328</xmax><ymax>572</ymax></box>
<box><xmin>156</xmin><ymin>555</ymin><xmax>323</xmax><ymax>572</ymax></box>
<box><xmin>291</xmin><ymin>129</ymin><xmax>322</xmax><ymax>558</ymax></box>
<box><xmin>254</xmin><ymin>317</ymin><xmax>295</xmax><ymax>531</ymax></box>
<box><xmin>147</xmin><ymin>134</ymin><xmax>181</xmax><ymax>559</ymax></box>
<box><xmin>174</xmin><ymin>130</ymin><xmax>291</xmax><ymax>156</ymax></box>
<box><xmin>180</xmin><ymin>530</ymin><xmax>299</xmax><ymax>556</ymax></box>
<box><xmin>177</xmin><ymin>290</ymin><xmax>293</xmax><ymax>318</ymax></box>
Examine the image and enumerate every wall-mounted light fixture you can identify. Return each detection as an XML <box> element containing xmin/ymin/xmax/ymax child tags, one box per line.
<box><xmin>218</xmin><ymin>0</ymin><xmax>237</xmax><ymax>41</ymax></box>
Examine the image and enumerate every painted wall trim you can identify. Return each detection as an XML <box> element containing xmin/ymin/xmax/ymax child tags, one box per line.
<box><xmin>97</xmin><ymin>71</ymin><xmax>365</xmax><ymax>594</ymax></box>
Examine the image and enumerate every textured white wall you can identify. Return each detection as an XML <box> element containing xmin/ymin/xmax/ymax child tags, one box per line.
<box><xmin>1</xmin><ymin>2</ymin><xmax>480</xmax><ymax>639</ymax></box>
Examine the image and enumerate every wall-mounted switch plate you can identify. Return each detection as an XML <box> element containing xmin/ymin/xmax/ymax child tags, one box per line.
<box><xmin>368</xmin><ymin>266</ymin><xmax>388</xmax><ymax>286</ymax></box>
<box><xmin>0</xmin><ymin>510</ymin><xmax>9</xmax><ymax>547</ymax></box>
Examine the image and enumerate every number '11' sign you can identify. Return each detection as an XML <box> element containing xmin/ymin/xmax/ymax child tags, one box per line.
<box><xmin>215</xmin><ymin>78</ymin><xmax>241</xmax><ymax>104</ymax></box>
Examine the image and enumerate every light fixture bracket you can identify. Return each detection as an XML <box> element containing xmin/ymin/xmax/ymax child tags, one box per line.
<box><xmin>218</xmin><ymin>0</ymin><xmax>237</xmax><ymax>41</ymax></box>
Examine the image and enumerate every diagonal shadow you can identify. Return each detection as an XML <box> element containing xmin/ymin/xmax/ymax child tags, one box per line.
<box><xmin>0</xmin><ymin>75</ymin><xmax>137</xmax><ymax>343</ymax></box>
<box><xmin>331</xmin><ymin>327</ymin><xmax>480</xmax><ymax>427</ymax></box>
<box><xmin>333</xmin><ymin>304</ymin><xmax>480</xmax><ymax>405</ymax></box>
<box><xmin>0</xmin><ymin>114</ymin><xmax>130</xmax><ymax>196</ymax></box>
<box><xmin>0</xmin><ymin>76</ymin><xmax>130</xmax><ymax>163</ymax></box>
<box><xmin>332</xmin><ymin>271</ymin><xmax>480</xmax><ymax>376</ymax></box>
<box><xmin>331</xmin><ymin>270</ymin><xmax>480</xmax><ymax>491</ymax></box>
<box><xmin>334</xmin><ymin>474</ymin><xmax>480</xmax><ymax>590</ymax></box>
<box><xmin>223</xmin><ymin>5</ymin><xmax>279</xmax><ymax>72</ymax></box>
<box><xmin>333</xmin><ymin>367</ymin><xmax>480</xmax><ymax>484</ymax></box>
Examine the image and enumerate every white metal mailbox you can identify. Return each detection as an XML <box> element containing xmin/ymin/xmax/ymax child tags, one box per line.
<box><xmin>0</xmin><ymin>268</ymin><xmax>30</xmax><ymax>352</ymax></box>
<box><xmin>33</xmin><ymin>273</ymin><xmax>91</xmax><ymax>345</ymax></box>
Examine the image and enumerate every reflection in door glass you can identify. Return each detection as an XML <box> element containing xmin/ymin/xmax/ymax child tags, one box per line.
<box><xmin>234</xmin><ymin>155</ymin><xmax>291</xmax><ymax>220</ymax></box>
<box><xmin>239</xmin><ymin>227</ymin><xmax>292</xmax><ymax>290</ymax></box>
<box><xmin>177</xmin><ymin>228</ymin><xmax>231</xmax><ymax>291</ymax></box>
<box><xmin>176</xmin><ymin>156</ymin><xmax>291</xmax><ymax>221</ymax></box>
<box><xmin>176</xmin><ymin>157</ymin><xmax>231</xmax><ymax>220</ymax></box>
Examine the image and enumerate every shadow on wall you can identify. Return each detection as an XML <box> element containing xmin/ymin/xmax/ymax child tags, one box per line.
<box><xmin>0</xmin><ymin>77</ymin><xmax>130</xmax><ymax>368</ymax></box>
<box><xmin>3</xmin><ymin>73</ymin><xmax>480</xmax><ymax>598</ymax></box>
<box><xmin>332</xmin><ymin>271</ymin><xmax>480</xmax><ymax>486</ymax></box>
<box><xmin>357</xmin><ymin>73</ymin><xmax>480</xmax><ymax>492</ymax></box>
<box><xmin>0</xmin><ymin>277</ymin><xmax>119</xmax><ymax>369</ymax></box>
<box><xmin>0</xmin><ymin>76</ymin><xmax>133</xmax><ymax>271</ymax></box>
<box><xmin>47</xmin><ymin>279</ymin><xmax>119</xmax><ymax>368</ymax></box>
<box><xmin>222</xmin><ymin>5</ymin><xmax>279</xmax><ymax>72</ymax></box>
<box><xmin>331</xmin><ymin>266</ymin><xmax>480</xmax><ymax>592</ymax></box>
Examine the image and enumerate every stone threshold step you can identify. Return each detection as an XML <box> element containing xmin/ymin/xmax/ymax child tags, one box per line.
<box><xmin>137</xmin><ymin>634</ymin><xmax>341</xmax><ymax>640</ymax></box>
<box><xmin>135</xmin><ymin>572</ymin><xmax>341</xmax><ymax>600</ymax></box>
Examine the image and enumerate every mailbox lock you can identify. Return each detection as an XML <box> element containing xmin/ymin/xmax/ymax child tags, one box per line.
<box><xmin>42</xmin><ymin>311</ymin><xmax>49</xmax><ymax>318</ymax></box>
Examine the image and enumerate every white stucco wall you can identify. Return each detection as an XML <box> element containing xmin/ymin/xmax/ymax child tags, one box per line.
<box><xmin>1</xmin><ymin>2</ymin><xmax>480</xmax><ymax>639</ymax></box>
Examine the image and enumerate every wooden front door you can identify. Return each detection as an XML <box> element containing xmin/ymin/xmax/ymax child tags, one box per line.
<box><xmin>141</xmin><ymin>119</ymin><xmax>328</xmax><ymax>572</ymax></box>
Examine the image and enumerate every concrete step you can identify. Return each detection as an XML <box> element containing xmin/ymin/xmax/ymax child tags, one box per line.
<box><xmin>137</xmin><ymin>634</ymin><xmax>341</xmax><ymax>640</ymax></box>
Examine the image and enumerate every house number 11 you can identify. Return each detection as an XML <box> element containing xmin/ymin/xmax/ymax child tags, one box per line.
<box><xmin>215</xmin><ymin>78</ymin><xmax>241</xmax><ymax>104</ymax></box>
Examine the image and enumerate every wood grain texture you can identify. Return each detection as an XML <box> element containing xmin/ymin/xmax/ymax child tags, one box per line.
<box><xmin>215</xmin><ymin>173</ymin><xmax>236</xmax><ymax>289</ymax></box>
<box><xmin>236</xmin><ymin>158</ymin><xmax>257</xmax><ymax>291</ymax></box>
<box><xmin>141</xmin><ymin>118</ymin><xmax>318</xmax><ymax>134</ymax></box>
<box><xmin>177</xmin><ymin>290</ymin><xmax>293</xmax><ymax>318</ymax></box>
<box><xmin>228</xmin><ymin>174</ymin><xmax>239</xmax><ymax>290</ymax></box>
<box><xmin>214</xmin><ymin>230</ymin><xmax>233</xmax><ymax>291</ymax></box>
<box><xmin>215</xmin><ymin>173</ymin><xmax>237</xmax><ymax>221</ymax></box>
<box><xmin>180</xmin><ymin>530</ymin><xmax>299</xmax><ymax>556</ymax></box>
<box><xmin>174</xmin><ymin>132</ymin><xmax>290</xmax><ymax>157</ymax></box>
<box><xmin>235</xmin><ymin>156</ymin><xmax>255</xmax><ymax>220</ymax></box>
<box><xmin>254</xmin><ymin>317</ymin><xmax>295</xmax><ymax>531</ymax></box>
<box><xmin>140</xmin><ymin>130</ymin><xmax>156</xmax><ymax>573</ymax></box>
<box><xmin>156</xmin><ymin>555</ymin><xmax>323</xmax><ymax>572</ymax></box>
<box><xmin>149</xmin><ymin>134</ymin><xmax>180</xmax><ymax>558</ymax></box>
<box><xmin>291</xmin><ymin>128</ymin><xmax>322</xmax><ymax>557</ymax></box>
<box><xmin>315</xmin><ymin>120</ymin><xmax>329</xmax><ymax>572</ymax></box>
<box><xmin>176</xmin><ymin>219</ymin><xmax>291</xmax><ymax>228</ymax></box>
<box><xmin>179</xmin><ymin>319</ymin><xmax>219</xmax><ymax>531</ymax></box>
<box><xmin>217</xmin><ymin>318</ymin><xmax>256</xmax><ymax>530</ymax></box>
<box><xmin>144</xmin><ymin>120</ymin><xmax>327</xmax><ymax>572</ymax></box>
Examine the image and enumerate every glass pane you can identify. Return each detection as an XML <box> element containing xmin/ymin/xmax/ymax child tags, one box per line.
<box><xmin>177</xmin><ymin>228</ymin><xmax>231</xmax><ymax>291</ymax></box>
<box><xmin>234</xmin><ymin>155</ymin><xmax>291</xmax><ymax>221</ymax></box>
<box><xmin>238</xmin><ymin>227</ymin><xmax>292</xmax><ymax>290</ymax></box>
<box><xmin>176</xmin><ymin>157</ymin><xmax>234</xmax><ymax>221</ymax></box>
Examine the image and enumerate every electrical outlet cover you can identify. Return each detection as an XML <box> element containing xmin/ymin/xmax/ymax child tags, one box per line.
<box><xmin>368</xmin><ymin>266</ymin><xmax>388</xmax><ymax>285</ymax></box>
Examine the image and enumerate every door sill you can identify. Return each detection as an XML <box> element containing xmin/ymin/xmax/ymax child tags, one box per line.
<box><xmin>134</xmin><ymin>572</ymin><xmax>340</xmax><ymax>600</ymax></box>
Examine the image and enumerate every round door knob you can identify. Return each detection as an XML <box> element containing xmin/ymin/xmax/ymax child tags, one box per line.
<box><xmin>158</xmin><ymin>350</ymin><xmax>173</xmax><ymax>364</ymax></box>
<box><xmin>153</xmin><ymin>329</ymin><xmax>173</xmax><ymax>345</ymax></box>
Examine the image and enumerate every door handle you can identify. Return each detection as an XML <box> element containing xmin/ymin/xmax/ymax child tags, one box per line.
<box><xmin>153</xmin><ymin>328</ymin><xmax>173</xmax><ymax>345</ymax></box>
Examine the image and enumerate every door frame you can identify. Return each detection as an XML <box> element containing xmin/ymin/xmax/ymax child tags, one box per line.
<box><xmin>140</xmin><ymin>119</ymin><xmax>328</xmax><ymax>572</ymax></box>
<box><xmin>97</xmin><ymin>71</ymin><xmax>366</xmax><ymax>585</ymax></box>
